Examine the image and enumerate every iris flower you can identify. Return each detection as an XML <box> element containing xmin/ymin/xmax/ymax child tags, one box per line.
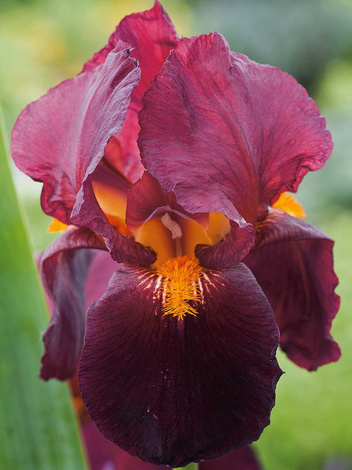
<box><xmin>11</xmin><ymin>1</ymin><xmax>340</xmax><ymax>467</ymax></box>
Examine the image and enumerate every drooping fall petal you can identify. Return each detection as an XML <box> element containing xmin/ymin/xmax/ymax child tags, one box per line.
<box><xmin>245</xmin><ymin>210</ymin><xmax>340</xmax><ymax>370</ymax></box>
<box><xmin>83</xmin><ymin>0</ymin><xmax>179</xmax><ymax>182</ymax></box>
<box><xmin>11</xmin><ymin>43</ymin><xmax>140</xmax><ymax>226</ymax></box>
<box><xmin>82</xmin><ymin>418</ymin><xmax>170</xmax><ymax>470</ymax></box>
<box><xmin>82</xmin><ymin>417</ymin><xmax>261</xmax><ymax>470</ymax></box>
<box><xmin>40</xmin><ymin>227</ymin><xmax>106</xmax><ymax>380</ymax></box>
<box><xmin>79</xmin><ymin>262</ymin><xmax>281</xmax><ymax>467</ymax></box>
<box><xmin>139</xmin><ymin>32</ymin><xmax>332</xmax><ymax>226</ymax></box>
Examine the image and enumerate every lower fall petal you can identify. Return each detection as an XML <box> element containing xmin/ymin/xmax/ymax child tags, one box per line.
<box><xmin>79</xmin><ymin>261</ymin><xmax>281</xmax><ymax>467</ymax></box>
<box><xmin>40</xmin><ymin>227</ymin><xmax>107</xmax><ymax>380</ymax></box>
<box><xmin>82</xmin><ymin>418</ymin><xmax>169</xmax><ymax>470</ymax></box>
<box><xmin>199</xmin><ymin>446</ymin><xmax>261</xmax><ymax>470</ymax></box>
<box><xmin>245</xmin><ymin>211</ymin><xmax>341</xmax><ymax>370</ymax></box>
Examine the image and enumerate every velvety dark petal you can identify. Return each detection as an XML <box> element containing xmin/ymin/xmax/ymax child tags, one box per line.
<box><xmin>82</xmin><ymin>419</ymin><xmax>169</xmax><ymax>470</ymax></box>
<box><xmin>139</xmin><ymin>33</ymin><xmax>332</xmax><ymax>225</ymax></box>
<box><xmin>82</xmin><ymin>1</ymin><xmax>179</xmax><ymax>182</ymax></box>
<box><xmin>245</xmin><ymin>210</ymin><xmax>340</xmax><ymax>370</ymax></box>
<box><xmin>199</xmin><ymin>446</ymin><xmax>261</xmax><ymax>470</ymax></box>
<box><xmin>40</xmin><ymin>227</ymin><xmax>107</xmax><ymax>381</ymax></box>
<box><xmin>11</xmin><ymin>43</ymin><xmax>140</xmax><ymax>225</ymax></box>
<box><xmin>79</xmin><ymin>263</ymin><xmax>281</xmax><ymax>467</ymax></box>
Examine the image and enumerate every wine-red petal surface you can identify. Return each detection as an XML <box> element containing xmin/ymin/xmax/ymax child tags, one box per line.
<box><xmin>83</xmin><ymin>1</ymin><xmax>179</xmax><ymax>182</ymax></box>
<box><xmin>139</xmin><ymin>33</ymin><xmax>332</xmax><ymax>225</ymax></box>
<box><xmin>40</xmin><ymin>227</ymin><xmax>106</xmax><ymax>380</ymax></box>
<box><xmin>79</xmin><ymin>263</ymin><xmax>281</xmax><ymax>467</ymax></box>
<box><xmin>85</xmin><ymin>250</ymin><xmax>118</xmax><ymax>308</ymax></box>
<box><xmin>82</xmin><ymin>418</ymin><xmax>169</xmax><ymax>470</ymax></box>
<box><xmin>245</xmin><ymin>211</ymin><xmax>340</xmax><ymax>370</ymax></box>
<box><xmin>126</xmin><ymin>171</ymin><xmax>169</xmax><ymax>231</ymax></box>
<box><xmin>196</xmin><ymin>222</ymin><xmax>255</xmax><ymax>269</ymax></box>
<box><xmin>83</xmin><ymin>0</ymin><xmax>178</xmax><ymax>99</ymax></box>
<box><xmin>126</xmin><ymin>171</ymin><xmax>208</xmax><ymax>233</ymax></box>
<box><xmin>11</xmin><ymin>43</ymin><xmax>140</xmax><ymax>225</ymax></box>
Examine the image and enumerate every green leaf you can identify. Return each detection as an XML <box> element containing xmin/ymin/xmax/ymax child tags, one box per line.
<box><xmin>174</xmin><ymin>464</ymin><xmax>198</xmax><ymax>470</ymax></box>
<box><xmin>0</xmin><ymin>106</ymin><xmax>88</xmax><ymax>469</ymax></box>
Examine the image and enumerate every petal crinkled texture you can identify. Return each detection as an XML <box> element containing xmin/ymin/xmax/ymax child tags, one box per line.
<box><xmin>11</xmin><ymin>43</ymin><xmax>140</xmax><ymax>226</ymax></box>
<box><xmin>83</xmin><ymin>0</ymin><xmax>178</xmax><ymax>100</ymax></box>
<box><xmin>245</xmin><ymin>210</ymin><xmax>341</xmax><ymax>370</ymax></box>
<box><xmin>139</xmin><ymin>32</ymin><xmax>332</xmax><ymax>226</ymax></box>
<box><xmin>40</xmin><ymin>227</ymin><xmax>107</xmax><ymax>381</ymax></box>
<box><xmin>83</xmin><ymin>0</ymin><xmax>179</xmax><ymax>182</ymax></box>
<box><xmin>79</xmin><ymin>263</ymin><xmax>281</xmax><ymax>467</ymax></box>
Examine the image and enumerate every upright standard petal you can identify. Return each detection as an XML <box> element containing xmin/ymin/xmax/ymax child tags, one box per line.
<box><xmin>245</xmin><ymin>211</ymin><xmax>341</xmax><ymax>370</ymax></box>
<box><xmin>139</xmin><ymin>32</ymin><xmax>332</xmax><ymax>225</ymax></box>
<box><xmin>79</xmin><ymin>262</ymin><xmax>281</xmax><ymax>467</ymax></box>
<box><xmin>11</xmin><ymin>43</ymin><xmax>140</xmax><ymax>225</ymax></box>
<box><xmin>83</xmin><ymin>0</ymin><xmax>179</xmax><ymax>182</ymax></box>
<box><xmin>40</xmin><ymin>227</ymin><xmax>106</xmax><ymax>380</ymax></box>
<box><xmin>83</xmin><ymin>0</ymin><xmax>178</xmax><ymax>100</ymax></box>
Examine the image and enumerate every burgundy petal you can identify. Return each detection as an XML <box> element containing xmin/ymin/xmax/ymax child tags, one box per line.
<box><xmin>11</xmin><ymin>43</ymin><xmax>140</xmax><ymax>225</ymax></box>
<box><xmin>139</xmin><ymin>32</ymin><xmax>332</xmax><ymax>225</ymax></box>
<box><xmin>126</xmin><ymin>171</ymin><xmax>169</xmax><ymax>231</ymax></box>
<box><xmin>82</xmin><ymin>419</ymin><xmax>169</xmax><ymax>470</ymax></box>
<box><xmin>85</xmin><ymin>250</ymin><xmax>118</xmax><ymax>308</ymax></box>
<box><xmin>79</xmin><ymin>262</ymin><xmax>281</xmax><ymax>467</ymax></box>
<box><xmin>196</xmin><ymin>222</ymin><xmax>255</xmax><ymax>269</ymax></box>
<box><xmin>83</xmin><ymin>0</ymin><xmax>178</xmax><ymax>99</ymax></box>
<box><xmin>199</xmin><ymin>446</ymin><xmax>261</xmax><ymax>470</ymax></box>
<box><xmin>126</xmin><ymin>171</ymin><xmax>208</xmax><ymax>233</ymax></box>
<box><xmin>82</xmin><ymin>1</ymin><xmax>179</xmax><ymax>182</ymax></box>
<box><xmin>40</xmin><ymin>227</ymin><xmax>106</xmax><ymax>380</ymax></box>
<box><xmin>245</xmin><ymin>210</ymin><xmax>340</xmax><ymax>370</ymax></box>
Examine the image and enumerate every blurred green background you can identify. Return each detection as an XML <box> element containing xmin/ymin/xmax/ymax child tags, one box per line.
<box><xmin>1</xmin><ymin>0</ymin><xmax>351</xmax><ymax>469</ymax></box>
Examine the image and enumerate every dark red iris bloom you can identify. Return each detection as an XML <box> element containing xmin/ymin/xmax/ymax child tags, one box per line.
<box><xmin>11</xmin><ymin>1</ymin><xmax>340</xmax><ymax>467</ymax></box>
<box><xmin>70</xmin><ymin>273</ymin><xmax>262</xmax><ymax>470</ymax></box>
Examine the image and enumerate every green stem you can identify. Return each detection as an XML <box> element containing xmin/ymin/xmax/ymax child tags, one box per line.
<box><xmin>174</xmin><ymin>464</ymin><xmax>198</xmax><ymax>470</ymax></box>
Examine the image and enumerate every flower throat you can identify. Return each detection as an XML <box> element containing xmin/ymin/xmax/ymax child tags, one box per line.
<box><xmin>157</xmin><ymin>256</ymin><xmax>203</xmax><ymax>321</ymax></box>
